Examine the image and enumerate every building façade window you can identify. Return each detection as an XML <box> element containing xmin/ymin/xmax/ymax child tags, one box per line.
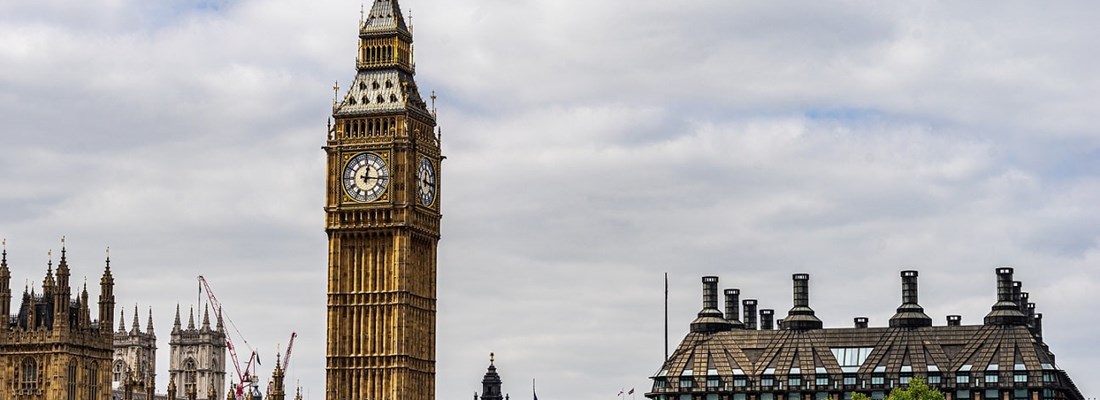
<box><xmin>86</xmin><ymin>362</ymin><xmax>99</xmax><ymax>400</ymax></box>
<box><xmin>21</xmin><ymin>358</ymin><xmax>38</xmax><ymax>392</ymax></box>
<box><xmin>68</xmin><ymin>360</ymin><xmax>78</xmax><ymax>400</ymax></box>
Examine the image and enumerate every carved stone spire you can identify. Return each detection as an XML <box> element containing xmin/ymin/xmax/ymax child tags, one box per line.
<box><xmin>99</xmin><ymin>248</ymin><xmax>115</xmax><ymax>333</ymax></box>
<box><xmin>187</xmin><ymin>306</ymin><xmax>195</xmax><ymax>330</ymax></box>
<box><xmin>119</xmin><ymin>308</ymin><xmax>127</xmax><ymax>333</ymax></box>
<box><xmin>147</xmin><ymin>306</ymin><xmax>155</xmax><ymax>334</ymax></box>
<box><xmin>173</xmin><ymin>303</ymin><xmax>182</xmax><ymax>333</ymax></box>
<box><xmin>132</xmin><ymin>304</ymin><xmax>141</xmax><ymax>334</ymax></box>
<box><xmin>202</xmin><ymin>304</ymin><xmax>211</xmax><ymax>331</ymax></box>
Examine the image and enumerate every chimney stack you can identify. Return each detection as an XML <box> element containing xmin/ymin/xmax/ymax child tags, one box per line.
<box><xmin>784</xmin><ymin>273</ymin><xmax>822</xmax><ymax>330</ymax></box>
<box><xmin>742</xmin><ymin>299</ymin><xmax>758</xmax><ymax>330</ymax></box>
<box><xmin>984</xmin><ymin>268</ymin><xmax>1028</xmax><ymax>326</ymax></box>
<box><xmin>724</xmin><ymin>289</ymin><xmax>745</xmax><ymax>329</ymax></box>
<box><xmin>760</xmin><ymin>309</ymin><xmax>775</xmax><ymax>330</ymax></box>
<box><xmin>1033</xmin><ymin>313</ymin><xmax>1044</xmax><ymax>343</ymax></box>
<box><xmin>1027</xmin><ymin>302</ymin><xmax>1037</xmax><ymax>332</ymax></box>
<box><xmin>1019</xmin><ymin>292</ymin><xmax>1030</xmax><ymax>316</ymax></box>
<box><xmin>1012</xmin><ymin>281</ymin><xmax>1023</xmax><ymax>311</ymax></box>
<box><xmin>854</xmin><ymin>317</ymin><xmax>869</xmax><ymax>329</ymax></box>
<box><xmin>947</xmin><ymin>315</ymin><xmax>962</xmax><ymax>326</ymax></box>
<box><xmin>889</xmin><ymin>270</ymin><xmax>932</xmax><ymax>328</ymax></box>
<box><xmin>690</xmin><ymin>277</ymin><xmax>732</xmax><ymax>333</ymax></box>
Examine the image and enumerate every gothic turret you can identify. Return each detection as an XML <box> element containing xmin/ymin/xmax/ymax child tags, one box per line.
<box><xmin>1</xmin><ymin>239</ymin><xmax>10</xmax><ymax>327</ymax></box>
<box><xmin>100</xmin><ymin>250</ymin><xmax>115</xmax><ymax>333</ymax></box>
<box><xmin>479</xmin><ymin>353</ymin><xmax>504</xmax><ymax>400</ymax></box>
<box><xmin>269</xmin><ymin>353</ymin><xmax>286</xmax><ymax>400</ymax></box>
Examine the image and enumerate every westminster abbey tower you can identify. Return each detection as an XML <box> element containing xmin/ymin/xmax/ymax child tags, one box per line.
<box><xmin>324</xmin><ymin>0</ymin><xmax>442</xmax><ymax>399</ymax></box>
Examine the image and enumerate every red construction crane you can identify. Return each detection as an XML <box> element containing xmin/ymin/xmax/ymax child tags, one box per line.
<box><xmin>283</xmin><ymin>332</ymin><xmax>297</xmax><ymax>372</ymax></box>
<box><xmin>198</xmin><ymin>275</ymin><xmax>259</xmax><ymax>400</ymax></box>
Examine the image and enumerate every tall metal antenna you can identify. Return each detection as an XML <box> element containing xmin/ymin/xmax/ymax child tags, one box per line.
<box><xmin>660</xmin><ymin>271</ymin><xmax>668</xmax><ymax>362</ymax></box>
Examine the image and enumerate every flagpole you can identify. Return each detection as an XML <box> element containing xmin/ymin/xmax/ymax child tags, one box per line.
<box><xmin>660</xmin><ymin>271</ymin><xmax>668</xmax><ymax>362</ymax></box>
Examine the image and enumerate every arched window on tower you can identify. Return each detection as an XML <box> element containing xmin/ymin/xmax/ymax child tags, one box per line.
<box><xmin>67</xmin><ymin>360</ymin><xmax>78</xmax><ymax>400</ymax></box>
<box><xmin>87</xmin><ymin>362</ymin><xmax>99</xmax><ymax>400</ymax></box>
<box><xmin>21</xmin><ymin>357</ymin><xmax>37</xmax><ymax>392</ymax></box>
<box><xmin>113</xmin><ymin>360</ymin><xmax>125</xmax><ymax>383</ymax></box>
<box><xmin>185</xmin><ymin>358</ymin><xmax>198</xmax><ymax>395</ymax></box>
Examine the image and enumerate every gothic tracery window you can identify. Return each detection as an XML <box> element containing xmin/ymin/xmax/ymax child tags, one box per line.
<box><xmin>185</xmin><ymin>358</ymin><xmax>198</xmax><ymax>394</ymax></box>
<box><xmin>67</xmin><ymin>360</ymin><xmax>78</xmax><ymax>400</ymax></box>
<box><xmin>21</xmin><ymin>358</ymin><xmax>37</xmax><ymax>392</ymax></box>
<box><xmin>87</xmin><ymin>362</ymin><xmax>99</xmax><ymax>400</ymax></box>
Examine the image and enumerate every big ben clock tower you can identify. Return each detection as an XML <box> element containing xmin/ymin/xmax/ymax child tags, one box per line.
<box><xmin>324</xmin><ymin>1</ymin><xmax>441</xmax><ymax>400</ymax></box>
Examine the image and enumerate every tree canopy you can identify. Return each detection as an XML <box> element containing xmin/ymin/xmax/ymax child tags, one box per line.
<box><xmin>851</xmin><ymin>379</ymin><xmax>946</xmax><ymax>400</ymax></box>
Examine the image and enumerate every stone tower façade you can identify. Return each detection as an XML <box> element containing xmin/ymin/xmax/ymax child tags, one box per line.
<box><xmin>168</xmin><ymin>305</ymin><xmax>226</xmax><ymax>400</ymax></box>
<box><xmin>0</xmin><ymin>241</ymin><xmax>115</xmax><ymax>400</ymax></box>
<box><xmin>112</xmin><ymin>306</ymin><xmax>157</xmax><ymax>393</ymax></box>
<box><xmin>324</xmin><ymin>0</ymin><xmax>442</xmax><ymax>399</ymax></box>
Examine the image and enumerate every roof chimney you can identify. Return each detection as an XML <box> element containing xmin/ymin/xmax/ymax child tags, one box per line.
<box><xmin>760</xmin><ymin>309</ymin><xmax>775</xmax><ymax>330</ymax></box>
<box><xmin>690</xmin><ymin>276</ymin><xmax>732</xmax><ymax>333</ymax></box>
<box><xmin>1033</xmin><ymin>313</ymin><xmax>1044</xmax><ymax>343</ymax></box>
<box><xmin>724</xmin><ymin>289</ymin><xmax>745</xmax><ymax>329</ymax></box>
<box><xmin>1012</xmin><ymin>281</ymin><xmax>1023</xmax><ymax>311</ymax></box>
<box><xmin>784</xmin><ymin>273</ymin><xmax>822</xmax><ymax>330</ymax></box>
<box><xmin>854</xmin><ymin>317</ymin><xmax>869</xmax><ymax>329</ymax></box>
<box><xmin>889</xmin><ymin>270</ymin><xmax>932</xmax><ymax>328</ymax></box>
<box><xmin>1027</xmin><ymin>302</ymin><xmax>1037</xmax><ymax>332</ymax></box>
<box><xmin>947</xmin><ymin>315</ymin><xmax>962</xmax><ymax>326</ymax></box>
<box><xmin>984</xmin><ymin>268</ymin><xmax>1028</xmax><ymax>326</ymax></box>
<box><xmin>776</xmin><ymin>318</ymin><xmax>785</xmax><ymax>330</ymax></box>
<box><xmin>1019</xmin><ymin>292</ymin><xmax>1029</xmax><ymax>316</ymax></box>
<box><xmin>742</xmin><ymin>299</ymin><xmax>758</xmax><ymax>330</ymax></box>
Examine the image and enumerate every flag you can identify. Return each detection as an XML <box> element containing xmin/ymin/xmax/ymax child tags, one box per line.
<box><xmin>533</xmin><ymin>378</ymin><xmax>538</xmax><ymax>400</ymax></box>
<box><xmin>618</xmin><ymin>389</ymin><xmax>624</xmax><ymax>396</ymax></box>
<box><xmin>628</xmin><ymin>389</ymin><xmax>635</xmax><ymax>395</ymax></box>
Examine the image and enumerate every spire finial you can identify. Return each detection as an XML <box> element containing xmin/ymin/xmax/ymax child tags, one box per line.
<box><xmin>360</xmin><ymin>2</ymin><xmax>365</xmax><ymax>25</ymax></box>
<box><xmin>431</xmin><ymin>91</ymin><xmax>437</xmax><ymax>118</ymax></box>
<box><xmin>105</xmin><ymin>246</ymin><xmax>111</xmax><ymax>270</ymax></box>
<box><xmin>47</xmin><ymin>249</ymin><xmax>52</xmax><ymax>269</ymax></box>
<box><xmin>2</xmin><ymin>238</ymin><xmax>7</xmax><ymax>268</ymax></box>
<box><xmin>60</xmin><ymin>235</ymin><xmax>66</xmax><ymax>257</ymax></box>
<box><xmin>132</xmin><ymin>303</ymin><xmax>140</xmax><ymax>332</ymax></box>
<box><xmin>490</xmin><ymin>352</ymin><xmax>495</xmax><ymax>365</ymax></box>
<box><xmin>147</xmin><ymin>306</ymin><xmax>155</xmax><ymax>333</ymax></box>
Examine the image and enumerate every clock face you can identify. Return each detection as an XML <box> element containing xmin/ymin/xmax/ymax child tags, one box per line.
<box><xmin>417</xmin><ymin>157</ymin><xmax>436</xmax><ymax>205</ymax></box>
<box><xmin>343</xmin><ymin>152</ymin><xmax>389</xmax><ymax>202</ymax></box>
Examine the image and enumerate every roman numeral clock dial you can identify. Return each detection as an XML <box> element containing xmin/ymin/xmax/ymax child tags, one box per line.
<box><xmin>417</xmin><ymin>157</ymin><xmax>436</xmax><ymax>206</ymax></box>
<box><xmin>342</xmin><ymin>152</ymin><xmax>389</xmax><ymax>202</ymax></box>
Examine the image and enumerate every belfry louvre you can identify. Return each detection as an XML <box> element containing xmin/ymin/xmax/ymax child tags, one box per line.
<box><xmin>647</xmin><ymin>268</ymin><xmax>1084</xmax><ymax>400</ymax></box>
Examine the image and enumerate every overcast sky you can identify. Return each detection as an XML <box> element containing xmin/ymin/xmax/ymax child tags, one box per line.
<box><xmin>2</xmin><ymin>0</ymin><xmax>1099</xmax><ymax>399</ymax></box>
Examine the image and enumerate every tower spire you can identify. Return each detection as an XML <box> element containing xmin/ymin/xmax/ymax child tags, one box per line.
<box><xmin>202</xmin><ymin>304</ymin><xmax>211</xmax><ymax>330</ymax></box>
<box><xmin>147</xmin><ymin>306</ymin><xmax>155</xmax><ymax>334</ymax></box>
<box><xmin>132</xmin><ymin>304</ymin><xmax>141</xmax><ymax>333</ymax></box>
<box><xmin>173</xmin><ymin>303</ymin><xmax>182</xmax><ymax>333</ymax></box>
<box><xmin>119</xmin><ymin>308</ymin><xmax>127</xmax><ymax>333</ymax></box>
<box><xmin>187</xmin><ymin>306</ymin><xmax>195</xmax><ymax>330</ymax></box>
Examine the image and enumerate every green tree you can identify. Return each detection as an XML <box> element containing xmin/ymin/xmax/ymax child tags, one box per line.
<box><xmin>851</xmin><ymin>379</ymin><xmax>945</xmax><ymax>400</ymax></box>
